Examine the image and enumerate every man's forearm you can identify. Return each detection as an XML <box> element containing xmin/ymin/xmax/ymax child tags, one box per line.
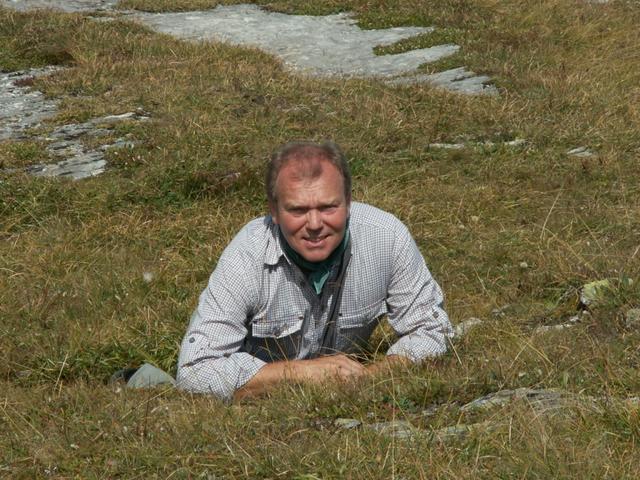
<box><xmin>233</xmin><ymin>354</ymin><xmax>367</xmax><ymax>401</ymax></box>
<box><xmin>233</xmin><ymin>361</ymin><xmax>294</xmax><ymax>401</ymax></box>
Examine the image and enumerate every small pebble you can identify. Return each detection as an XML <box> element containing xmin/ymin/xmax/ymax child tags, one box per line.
<box><xmin>625</xmin><ymin>308</ymin><xmax>640</xmax><ymax>329</ymax></box>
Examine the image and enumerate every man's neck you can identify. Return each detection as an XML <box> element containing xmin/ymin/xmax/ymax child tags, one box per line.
<box><xmin>279</xmin><ymin>222</ymin><xmax>350</xmax><ymax>294</ymax></box>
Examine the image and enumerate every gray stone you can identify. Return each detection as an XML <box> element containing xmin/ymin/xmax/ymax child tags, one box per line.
<box><xmin>1</xmin><ymin>62</ymin><xmax>148</xmax><ymax>180</ymax></box>
<box><xmin>460</xmin><ymin>388</ymin><xmax>602</xmax><ymax>416</ymax></box>
<box><xmin>23</xmin><ymin>111</ymin><xmax>147</xmax><ymax>180</ymax></box>
<box><xmin>430</xmin><ymin>421</ymin><xmax>491</xmax><ymax>443</ymax></box>
<box><xmin>0</xmin><ymin>67</ymin><xmax>60</xmax><ymax>141</ymax></box>
<box><xmin>366</xmin><ymin>420</ymin><xmax>416</xmax><ymax>439</ymax></box>
<box><xmin>534</xmin><ymin>313</ymin><xmax>584</xmax><ymax>335</ymax></box>
<box><xmin>366</xmin><ymin>419</ymin><xmax>490</xmax><ymax>443</ymax></box>
<box><xmin>428</xmin><ymin>138</ymin><xmax>526</xmax><ymax>150</ymax></box>
<box><xmin>27</xmin><ymin>150</ymin><xmax>107</xmax><ymax>179</ymax></box>
<box><xmin>1</xmin><ymin>0</ymin><xmax>117</xmax><ymax>12</ymax></box>
<box><xmin>567</xmin><ymin>146</ymin><xmax>596</xmax><ymax>158</ymax></box>
<box><xmin>334</xmin><ymin>418</ymin><xmax>362</xmax><ymax>430</ymax></box>
<box><xmin>452</xmin><ymin>317</ymin><xmax>483</xmax><ymax>339</ymax></box>
<box><xmin>491</xmin><ymin>304</ymin><xmax>512</xmax><ymax>318</ymax></box>
<box><xmin>579</xmin><ymin>279</ymin><xmax>616</xmax><ymax>308</ymax></box>
<box><xmin>473</xmin><ymin>138</ymin><xmax>526</xmax><ymax>148</ymax></box>
<box><xmin>1</xmin><ymin>2</ymin><xmax>496</xmax><ymax>95</ymax></box>
<box><xmin>132</xmin><ymin>5</ymin><xmax>458</xmax><ymax>79</ymax></box>
<box><xmin>625</xmin><ymin>308</ymin><xmax>640</xmax><ymax>329</ymax></box>
<box><xmin>428</xmin><ymin>142</ymin><xmax>466</xmax><ymax>150</ymax></box>
<box><xmin>424</xmin><ymin>67</ymin><xmax>497</xmax><ymax>95</ymax></box>
<box><xmin>421</xmin><ymin>404</ymin><xmax>442</xmax><ymax>417</ymax></box>
<box><xmin>534</xmin><ymin>321</ymin><xmax>577</xmax><ymax>335</ymax></box>
<box><xmin>460</xmin><ymin>388</ymin><xmax>566</xmax><ymax>413</ymax></box>
<box><xmin>388</xmin><ymin>67</ymin><xmax>498</xmax><ymax>96</ymax></box>
<box><xmin>360</xmin><ymin>390</ymin><xmax>638</xmax><ymax>444</ymax></box>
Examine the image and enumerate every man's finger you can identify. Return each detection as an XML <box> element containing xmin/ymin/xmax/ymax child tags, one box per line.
<box><xmin>328</xmin><ymin>356</ymin><xmax>367</xmax><ymax>378</ymax></box>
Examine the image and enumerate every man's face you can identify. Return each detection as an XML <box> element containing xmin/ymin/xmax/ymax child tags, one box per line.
<box><xmin>270</xmin><ymin>158</ymin><xmax>350</xmax><ymax>263</ymax></box>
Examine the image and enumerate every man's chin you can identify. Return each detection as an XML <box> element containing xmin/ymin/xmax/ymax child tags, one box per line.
<box><xmin>300</xmin><ymin>250</ymin><xmax>330</xmax><ymax>263</ymax></box>
<box><xmin>297</xmin><ymin>243</ymin><xmax>334</xmax><ymax>263</ymax></box>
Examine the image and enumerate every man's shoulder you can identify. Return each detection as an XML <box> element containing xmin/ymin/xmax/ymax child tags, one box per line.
<box><xmin>240</xmin><ymin>215</ymin><xmax>275</xmax><ymax>238</ymax></box>
<box><xmin>224</xmin><ymin>215</ymin><xmax>278</xmax><ymax>261</ymax></box>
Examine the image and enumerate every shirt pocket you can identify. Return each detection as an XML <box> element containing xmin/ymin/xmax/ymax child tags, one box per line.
<box><xmin>244</xmin><ymin>314</ymin><xmax>305</xmax><ymax>362</ymax></box>
<box><xmin>336</xmin><ymin>300</ymin><xmax>385</xmax><ymax>354</ymax></box>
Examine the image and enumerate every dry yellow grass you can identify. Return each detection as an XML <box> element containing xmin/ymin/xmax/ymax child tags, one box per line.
<box><xmin>1</xmin><ymin>0</ymin><xmax>640</xmax><ymax>477</ymax></box>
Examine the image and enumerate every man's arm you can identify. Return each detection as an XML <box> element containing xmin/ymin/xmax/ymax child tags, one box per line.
<box><xmin>384</xmin><ymin>225</ymin><xmax>453</xmax><ymax>362</ymax></box>
<box><xmin>234</xmin><ymin>354</ymin><xmax>367</xmax><ymax>400</ymax></box>
<box><xmin>176</xmin><ymin>229</ymin><xmax>267</xmax><ymax>402</ymax></box>
<box><xmin>365</xmin><ymin>354</ymin><xmax>411</xmax><ymax>375</ymax></box>
<box><xmin>234</xmin><ymin>354</ymin><xmax>411</xmax><ymax>401</ymax></box>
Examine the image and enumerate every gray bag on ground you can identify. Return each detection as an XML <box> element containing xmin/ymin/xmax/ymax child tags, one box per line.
<box><xmin>126</xmin><ymin>363</ymin><xmax>176</xmax><ymax>389</ymax></box>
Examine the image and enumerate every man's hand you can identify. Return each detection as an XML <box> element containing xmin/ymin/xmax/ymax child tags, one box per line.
<box><xmin>289</xmin><ymin>354</ymin><xmax>367</xmax><ymax>382</ymax></box>
<box><xmin>365</xmin><ymin>354</ymin><xmax>411</xmax><ymax>375</ymax></box>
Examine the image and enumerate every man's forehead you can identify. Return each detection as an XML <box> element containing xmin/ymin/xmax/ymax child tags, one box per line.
<box><xmin>283</xmin><ymin>155</ymin><xmax>330</xmax><ymax>178</ymax></box>
<box><xmin>276</xmin><ymin>156</ymin><xmax>344</xmax><ymax>187</ymax></box>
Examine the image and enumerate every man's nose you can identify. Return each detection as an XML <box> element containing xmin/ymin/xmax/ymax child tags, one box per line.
<box><xmin>306</xmin><ymin>210</ymin><xmax>322</xmax><ymax>230</ymax></box>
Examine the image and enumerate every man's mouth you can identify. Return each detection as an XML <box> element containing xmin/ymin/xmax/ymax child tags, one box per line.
<box><xmin>304</xmin><ymin>235</ymin><xmax>328</xmax><ymax>245</ymax></box>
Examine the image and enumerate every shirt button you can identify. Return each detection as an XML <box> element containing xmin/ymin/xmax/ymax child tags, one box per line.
<box><xmin>189</xmin><ymin>337</ymin><xmax>195</xmax><ymax>343</ymax></box>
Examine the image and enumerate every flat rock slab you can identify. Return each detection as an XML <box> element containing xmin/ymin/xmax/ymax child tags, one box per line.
<box><xmin>132</xmin><ymin>5</ymin><xmax>496</xmax><ymax>94</ymax></box>
<box><xmin>133</xmin><ymin>4</ymin><xmax>458</xmax><ymax>78</ymax></box>
<box><xmin>1</xmin><ymin>0</ymin><xmax>117</xmax><ymax>12</ymax></box>
<box><xmin>0</xmin><ymin>67</ymin><xmax>60</xmax><ymax>141</ymax></box>
<box><xmin>334</xmin><ymin>418</ymin><xmax>491</xmax><ymax>443</ymax></box>
<box><xmin>567</xmin><ymin>146</ymin><xmax>596</xmax><ymax>158</ymax></box>
<box><xmin>26</xmin><ymin>111</ymin><xmax>147</xmax><ymax>180</ymax></box>
<box><xmin>1</xmin><ymin>68</ymin><xmax>147</xmax><ymax>180</ymax></box>
<box><xmin>389</xmin><ymin>66</ymin><xmax>497</xmax><ymax>95</ymax></box>
<box><xmin>461</xmin><ymin>388</ymin><xmax>567</xmax><ymax>413</ymax></box>
<box><xmin>428</xmin><ymin>138</ymin><xmax>526</xmax><ymax>151</ymax></box>
<box><xmin>367</xmin><ymin>420</ymin><xmax>416</xmax><ymax>439</ymax></box>
<box><xmin>1</xmin><ymin>1</ymin><xmax>496</xmax><ymax>94</ymax></box>
<box><xmin>460</xmin><ymin>387</ymin><xmax>606</xmax><ymax>416</ymax></box>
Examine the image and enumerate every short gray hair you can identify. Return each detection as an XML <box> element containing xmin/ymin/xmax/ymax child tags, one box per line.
<box><xmin>266</xmin><ymin>141</ymin><xmax>352</xmax><ymax>205</ymax></box>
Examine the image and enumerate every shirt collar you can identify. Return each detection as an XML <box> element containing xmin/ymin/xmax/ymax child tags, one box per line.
<box><xmin>264</xmin><ymin>215</ymin><xmax>286</xmax><ymax>266</ymax></box>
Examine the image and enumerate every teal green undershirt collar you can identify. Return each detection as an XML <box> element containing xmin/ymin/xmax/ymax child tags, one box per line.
<box><xmin>280</xmin><ymin>219</ymin><xmax>350</xmax><ymax>295</ymax></box>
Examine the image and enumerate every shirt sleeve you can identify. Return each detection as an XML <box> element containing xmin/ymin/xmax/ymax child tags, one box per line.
<box><xmin>385</xmin><ymin>225</ymin><xmax>453</xmax><ymax>362</ymax></box>
<box><xmin>175</xmin><ymin>242</ymin><xmax>266</xmax><ymax>402</ymax></box>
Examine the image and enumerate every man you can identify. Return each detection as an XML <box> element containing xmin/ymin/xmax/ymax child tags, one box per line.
<box><xmin>177</xmin><ymin>141</ymin><xmax>452</xmax><ymax>401</ymax></box>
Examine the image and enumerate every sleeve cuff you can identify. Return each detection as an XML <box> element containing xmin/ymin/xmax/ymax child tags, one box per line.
<box><xmin>176</xmin><ymin>352</ymin><xmax>267</xmax><ymax>402</ymax></box>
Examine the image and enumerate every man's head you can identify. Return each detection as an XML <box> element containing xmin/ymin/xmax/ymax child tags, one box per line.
<box><xmin>267</xmin><ymin>141</ymin><xmax>352</xmax><ymax>263</ymax></box>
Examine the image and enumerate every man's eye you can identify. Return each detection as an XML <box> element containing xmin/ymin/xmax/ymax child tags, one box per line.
<box><xmin>320</xmin><ymin>206</ymin><xmax>337</xmax><ymax>213</ymax></box>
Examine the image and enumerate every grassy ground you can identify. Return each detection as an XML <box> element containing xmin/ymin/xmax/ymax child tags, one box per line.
<box><xmin>1</xmin><ymin>0</ymin><xmax>640</xmax><ymax>477</ymax></box>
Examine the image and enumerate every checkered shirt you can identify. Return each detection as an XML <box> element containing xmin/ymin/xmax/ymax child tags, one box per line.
<box><xmin>176</xmin><ymin>202</ymin><xmax>452</xmax><ymax>401</ymax></box>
